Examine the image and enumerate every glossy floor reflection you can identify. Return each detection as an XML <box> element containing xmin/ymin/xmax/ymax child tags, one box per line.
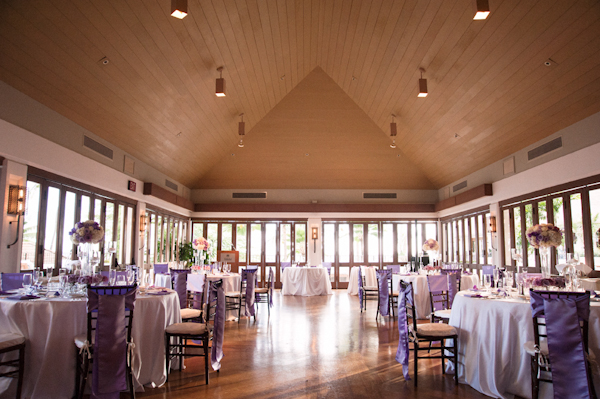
<box><xmin>138</xmin><ymin>290</ymin><xmax>489</xmax><ymax>399</ymax></box>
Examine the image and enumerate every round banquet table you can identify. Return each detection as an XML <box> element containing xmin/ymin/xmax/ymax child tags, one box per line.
<box><xmin>393</xmin><ymin>273</ymin><xmax>479</xmax><ymax>319</ymax></box>
<box><xmin>347</xmin><ymin>266</ymin><xmax>377</xmax><ymax>295</ymax></box>
<box><xmin>281</xmin><ymin>267</ymin><xmax>332</xmax><ymax>296</ymax></box>
<box><xmin>154</xmin><ymin>273</ymin><xmax>172</xmax><ymax>288</ymax></box>
<box><xmin>0</xmin><ymin>290</ymin><xmax>181</xmax><ymax>399</ymax></box>
<box><xmin>448</xmin><ymin>291</ymin><xmax>600</xmax><ymax>399</ymax></box>
<box><xmin>187</xmin><ymin>273</ymin><xmax>241</xmax><ymax>320</ymax></box>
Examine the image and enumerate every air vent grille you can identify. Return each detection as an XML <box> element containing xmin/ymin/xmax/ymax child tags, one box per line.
<box><xmin>528</xmin><ymin>137</ymin><xmax>562</xmax><ymax>161</ymax></box>
<box><xmin>453</xmin><ymin>180</ymin><xmax>468</xmax><ymax>192</ymax></box>
<box><xmin>165</xmin><ymin>179</ymin><xmax>178</xmax><ymax>191</ymax></box>
<box><xmin>83</xmin><ymin>136</ymin><xmax>113</xmax><ymax>159</ymax></box>
<box><xmin>363</xmin><ymin>193</ymin><xmax>397</xmax><ymax>199</ymax></box>
<box><xmin>232</xmin><ymin>192</ymin><xmax>267</xmax><ymax>199</ymax></box>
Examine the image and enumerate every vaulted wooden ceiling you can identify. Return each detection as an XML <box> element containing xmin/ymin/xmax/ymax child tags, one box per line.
<box><xmin>1</xmin><ymin>0</ymin><xmax>599</xmax><ymax>190</ymax></box>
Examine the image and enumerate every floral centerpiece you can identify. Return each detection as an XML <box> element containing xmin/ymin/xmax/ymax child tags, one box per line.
<box><xmin>422</xmin><ymin>238</ymin><xmax>440</xmax><ymax>253</ymax></box>
<box><xmin>69</xmin><ymin>220</ymin><xmax>104</xmax><ymax>244</ymax></box>
<box><xmin>526</xmin><ymin>276</ymin><xmax>566</xmax><ymax>290</ymax></box>
<box><xmin>192</xmin><ymin>237</ymin><xmax>210</xmax><ymax>267</ymax></box>
<box><xmin>526</xmin><ymin>224</ymin><xmax>563</xmax><ymax>278</ymax></box>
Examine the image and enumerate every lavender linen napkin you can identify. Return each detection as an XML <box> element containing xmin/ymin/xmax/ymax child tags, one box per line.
<box><xmin>7</xmin><ymin>294</ymin><xmax>39</xmax><ymax>300</ymax></box>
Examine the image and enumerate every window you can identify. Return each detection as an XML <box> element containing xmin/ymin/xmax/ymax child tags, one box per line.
<box><xmin>143</xmin><ymin>208</ymin><xmax>188</xmax><ymax>265</ymax></box>
<box><xmin>441</xmin><ymin>207</ymin><xmax>490</xmax><ymax>267</ymax></box>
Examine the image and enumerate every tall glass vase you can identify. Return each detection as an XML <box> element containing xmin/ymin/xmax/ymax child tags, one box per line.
<box><xmin>540</xmin><ymin>246</ymin><xmax>551</xmax><ymax>278</ymax></box>
<box><xmin>78</xmin><ymin>242</ymin><xmax>92</xmax><ymax>276</ymax></box>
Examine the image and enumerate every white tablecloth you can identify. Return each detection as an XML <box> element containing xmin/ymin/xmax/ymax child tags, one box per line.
<box><xmin>0</xmin><ymin>291</ymin><xmax>181</xmax><ymax>398</ymax></box>
<box><xmin>154</xmin><ymin>273</ymin><xmax>172</xmax><ymax>288</ymax></box>
<box><xmin>282</xmin><ymin>267</ymin><xmax>332</xmax><ymax>296</ymax></box>
<box><xmin>187</xmin><ymin>273</ymin><xmax>241</xmax><ymax>294</ymax></box>
<box><xmin>580</xmin><ymin>278</ymin><xmax>600</xmax><ymax>291</ymax></box>
<box><xmin>394</xmin><ymin>274</ymin><xmax>479</xmax><ymax>319</ymax></box>
<box><xmin>347</xmin><ymin>266</ymin><xmax>378</xmax><ymax>295</ymax></box>
<box><xmin>449</xmin><ymin>292</ymin><xmax>600</xmax><ymax>399</ymax></box>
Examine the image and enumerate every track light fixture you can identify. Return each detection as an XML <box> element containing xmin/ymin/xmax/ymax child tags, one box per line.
<box><xmin>171</xmin><ymin>0</ymin><xmax>188</xmax><ymax>19</ymax></box>
<box><xmin>216</xmin><ymin>67</ymin><xmax>226</xmax><ymax>97</ymax></box>
<box><xmin>473</xmin><ymin>0</ymin><xmax>490</xmax><ymax>20</ymax></box>
<box><xmin>390</xmin><ymin>114</ymin><xmax>397</xmax><ymax>149</ymax></box>
<box><xmin>238</xmin><ymin>113</ymin><xmax>245</xmax><ymax>147</ymax></box>
<box><xmin>418</xmin><ymin>68</ymin><xmax>428</xmax><ymax>98</ymax></box>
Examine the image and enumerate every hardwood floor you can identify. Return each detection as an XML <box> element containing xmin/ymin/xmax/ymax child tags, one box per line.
<box><xmin>139</xmin><ymin>290</ymin><xmax>489</xmax><ymax>399</ymax></box>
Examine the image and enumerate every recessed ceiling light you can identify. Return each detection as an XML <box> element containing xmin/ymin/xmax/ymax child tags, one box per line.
<box><xmin>98</xmin><ymin>57</ymin><xmax>109</xmax><ymax>66</ymax></box>
<box><xmin>305</xmin><ymin>153</ymin><xmax>309</xmax><ymax>156</ymax></box>
<box><xmin>231</xmin><ymin>153</ymin><xmax>235</xmax><ymax>156</ymax></box>
<box><xmin>176</xmin><ymin>132</ymin><xmax>182</xmax><ymax>137</ymax></box>
<box><xmin>280</xmin><ymin>75</ymin><xmax>285</xmax><ymax>80</ymax></box>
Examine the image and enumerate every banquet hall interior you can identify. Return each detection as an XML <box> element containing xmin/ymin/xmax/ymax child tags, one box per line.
<box><xmin>0</xmin><ymin>0</ymin><xmax>600</xmax><ymax>398</ymax></box>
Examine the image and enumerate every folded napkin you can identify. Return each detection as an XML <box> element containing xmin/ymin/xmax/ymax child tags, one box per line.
<box><xmin>463</xmin><ymin>293</ymin><xmax>483</xmax><ymax>298</ymax></box>
<box><xmin>0</xmin><ymin>290</ymin><xmax>15</xmax><ymax>295</ymax></box>
<box><xmin>147</xmin><ymin>289</ymin><xmax>170</xmax><ymax>296</ymax></box>
<box><xmin>7</xmin><ymin>294</ymin><xmax>40</xmax><ymax>300</ymax></box>
<box><xmin>463</xmin><ymin>271</ymin><xmax>472</xmax><ymax>275</ymax></box>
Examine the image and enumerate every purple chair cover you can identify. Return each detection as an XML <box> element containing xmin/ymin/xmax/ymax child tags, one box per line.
<box><xmin>208</xmin><ymin>279</ymin><xmax>226</xmax><ymax>371</ymax></box>
<box><xmin>281</xmin><ymin>262</ymin><xmax>291</xmax><ymax>272</ymax></box>
<box><xmin>427</xmin><ymin>274</ymin><xmax>449</xmax><ymax>312</ymax></box>
<box><xmin>154</xmin><ymin>263</ymin><xmax>169</xmax><ymax>274</ymax></box>
<box><xmin>530</xmin><ymin>291</ymin><xmax>592</xmax><ymax>399</ymax></box>
<box><xmin>170</xmin><ymin>269</ymin><xmax>190</xmax><ymax>310</ymax></box>
<box><xmin>387</xmin><ymin>265</ymin><xmax>401</xmax><ymax>274</ymax></box>
<box><xmin>396</xmin><ymin>282</ymin><xmax>413</xmax><ymax>380</ymax></box>
<box><xmin>376</xmin><ymin>269</ymin><xmax>392</xmax><ymax>317</ymax></box>
<box><xmin>242</xmin><ymin>269</ymin><xmax>257</xmax><ymax>317</ymax></box>
<box><xmin>87</xmin><ymin>285</ymin><xmax>136</xmax><ymax>399</ymax></box>
<box><xmin>322</xmin><ymin>262</ymin><xmax>332</xmax><ymax>277</ymax></box>
<box><xmin>358</xmin><ymin>267</ymin><xmax>364</xmax><ymax>305</ymax></box>
<box><xmin>441</xmin><ymin>270</ymin><xmax>461</xmax><ymax>307</ymax></box>
<box><xmin>1</xmin><ymin>272</ymin><xmax>32</xmax><ymax>291</ymax></box>
<box><xmin>268</xmin><ymin>268</ymin><xmax>274</xmax><ymax>308</ymax></box>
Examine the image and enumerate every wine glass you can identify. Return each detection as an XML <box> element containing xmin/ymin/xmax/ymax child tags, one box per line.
<box><xmin>22</xmin><ymin>274</ymin><xmax>32</xmax><ymax>293</ymax></box>
<box><xmin>33</xmin><ymin>268</ymin><xmax>41</xmax><ymax>290</ymax></box>
<box><xmin>59</xmin><ymin>274</ymin><xmax>69</xmax><ymax>297</ymax></box>
<box><xmin>483</xmin><ymin>274</ymin><xmax>492</xmax><ymax>292</ymax></box>
<box><xmin>145</xmin><ymin>273</ymin><xmax>153</xmax><ymax>287</ymax></box>
<box><xmin>116</xmin><ymin>275</ymin><xmax>126</xmax><ymax>286</ymax></box>
<box><xmin>126</xmin><ymin>267</ymin><xmax>135</xmax><ymax>285</ymax></box>
<box><xmin>109</xmin><ymin>269</ymin><xmax>117</xmax><ymax>286</ymax></box>
<box><xmin>493</xmin><ymin>268</ymin><xmax>499</xmax><ymax>289</ymax></box>
<box><xmin>505</xmin><ymin>271</ymin><xmax>514</xmax><ymax>291</ymax></box>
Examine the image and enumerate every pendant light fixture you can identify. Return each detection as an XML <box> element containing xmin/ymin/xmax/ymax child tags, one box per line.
<box><xmin>473</xmin><ymin>0</ymin><xmax>490</xmax><ymax>20</ymax></box>
<box><xmin>171</xmin><ymin>0</ymin><xmax>188</xmax><ymax>19</ymax></box>
<box><xmin>390</xmin><ymin>114</ymin><xmax>397</xmax><ymax>149</ymax></box>
<box><xmin>238</xmin><ymin>113</ymin><xmax>245</xmax><ymax>147</ymax></box>
<box><xmin>216</xmin><ymin>67</ymin><xmax>226</xmax><ymax>97</ymax></box>
<box><xmin>418</xmin><ymin>68</ymin><xmax>428</xmax><ymax>98</ymax></box>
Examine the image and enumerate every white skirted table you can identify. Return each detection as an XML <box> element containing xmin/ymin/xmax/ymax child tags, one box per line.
<box><xmin>394</xmin><ymin>273</ymin><xmax>479</xmax><ymax>319</ymax></box>
<box><xmin>347</xmin><ymin>266</ymin><xmax>378</xmax><ymax>295</ymax></box>
<box><xmin>0</xmin><ymin>290</ymin><xmax>181</xmax><ymax>399</ymax></box>
<box><xmin>281</xmin><ymin>267</ymin><xmax>332</xmax><ymax>296</ymax></box>
<box><xmin>448</xmin><ymin>291</ymin><xmax>600</xmax><ymax>399</ymax></box>
<box><xmin>187</xmin><ymin>273</ymin><xmax>241</xmax><ymax>320</ymax></box>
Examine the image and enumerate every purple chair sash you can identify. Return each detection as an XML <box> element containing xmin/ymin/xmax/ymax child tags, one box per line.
<box><xmin>376</xmin><ymin>269</ymin><xmax>392</xmax><ymax>317</ymax></box>
<box><xmin>154</xmin><ymin>263</ymin><xmax>169</xmax><ymax>274</ymax></box>
<box><xmin>358</xmin><ymin>267</ymin><xmax>364</xmax><ymax>305</ymax></box>
<box><xmin>209</xmin><ymin>280</ymin><xmax>225</xmax><ymax>371</ymax></box>
<box><xmin>441</xmin><ymin>270</ymin><xmax>461</xmax><ymax>307</ymax></box>
<box><xmin>387</xmin><ymin>265</ymin><xmax>401</xmax><ymax>274</ymax></box>
<box><xmin>427</xmin><ymin>274</ymin><xmax>449</xmax><ymax>312</ymax></box>
<box><xmin>530</xmin><ymin>291</ymin><xmax>592</xmax><ymax>399</ymax></box>
<box><xmin>170</xmin><ymin>269</ymin><xmax>190</xmax><ymax>310</ymax></box>
<box><xmin>396</xmin><ymin>283</ymin><xmax>413</xmax><ymax>380</ymax></box>
<box><xmin>242</xmin><ymin>269</ymin><xmax>257</xmax><ymax>317</ymax></box>
<box><xmin>87</xmin><ymin>286</ymin><xmax>136</xmax><ymax>399</ymax></box>
<box><xmin>1</xmin><ymin>272</ymin><xmax>32</xmax><ymax>291</ymax></box>
<box><xmin>268</xmin><ymin>268</ymin><xmax>274</xmax><ymax>308</ymax></box>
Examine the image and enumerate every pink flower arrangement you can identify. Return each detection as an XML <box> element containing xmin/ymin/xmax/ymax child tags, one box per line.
<box><xmin>526</xmin><ymin>224</ymin><xmax>562</xmax><ymax>249</ymax></box>
<box><xmin>422</xmin><ymin>238</ymin><xmax>439</xmax><ymax>252</ymax></box>
<box><xmin>193</xmin><ymin>237</ymin><xmax>210</xmax><ymax>251</ymax></box>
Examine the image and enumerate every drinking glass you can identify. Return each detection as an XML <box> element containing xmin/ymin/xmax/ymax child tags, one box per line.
<box><xmin>109</xmin><ymin>269</ymin><xmax>117</xmax><ymax>286</ymax></box>
<box><xmin>59</xmin><ymin>274</ymin><xmax>69</xmax><ymax>297</ymax></box>
<box><xmin>505</xmin><ymin>271</ymin><xmax>514</xmax><ymax>290</ymax></box>
<box><xmin>23</xmin><ymin>274</ymin><xmax>32</xmax><ymax>293</ymax></box>
<box><xmin>145</xmin><ymin>273</ymin><xmax>153</xmax><ymax>287</ymax></box>
<box><xmin>483</xmin><ymin>274</ymin><xmax>492</xmax><ymax>292</ymax></box>
<box><xmin>492</xmin><ymin>268</ymin><xmax>499</xmax><ymax>288</ymax></box>
<box><xmin>33</xmin><ymin>268</ymin><xmax>41</xmax><ymax>288</ymax></box>
<box><xmin>59</xmin><ymin>268</ymin><xmax>68</xmax><ymax>276</ymax></box>
<box><xmin>116</xmin><ymin>275</ymin><xmax>126</xmax><ymax>286</ymax></box>
<box><xmin>126</xmin><ymin>267</ymin><xmax>135</xmax><ymax>285</ymax></box>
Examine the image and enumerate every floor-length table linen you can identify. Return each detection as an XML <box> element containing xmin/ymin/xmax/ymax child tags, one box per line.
<box><xmin>281</xmin><ymin>267</ymin><xmax>332</xmax><ymax>296</ymax></box>
<box><xmin>448</xmin><ymin>292</ymin><xmax>600</xmax><ymax>399</ymax></box>
<box><xmin>393</xmin><ymin>274</ymin><xmax>479</xmax><ymax>319</ymax></box>
<box><xmin>0</xmin><ymin>291</ymin><xmax>181</xmax><ymax>399</ymax></box>
<box><xmin>347</xmin><ymin>266</ymin><xmax>377</xmax><ymax>295</ymax></box>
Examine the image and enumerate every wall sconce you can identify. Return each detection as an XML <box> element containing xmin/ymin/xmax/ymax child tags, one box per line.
<box><xmin>7</xmin><ymin>185</ymin><xmax>26</xmax><ymax>249</ymax></box>
<box><xmin>140</xmin><ymin>214</ymin><xmax>148</xmax><ymax>233</ymax></box>
<box><xmin>312</xmin><ymin>227</ymin><xmax>319</xmax><ymax>253</ymax></box>
<box><xmin>489</xmin><ymin>216</ymin><xmax>497</xmax><ymax>233</ymax></box>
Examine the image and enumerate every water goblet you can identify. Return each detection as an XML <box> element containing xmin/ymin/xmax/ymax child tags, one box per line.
<box><xmin>22</xmin><ymin>274</ymin><xmax>32</xmax><ymax>293</ymax></box>
<box><xmin>492</xmin><ymin>268</ymin><xmax>500</xmax><ymax>288</ymax></box>
<box><xmin>145</xmin><ymin>273</ymin><xmax>153</xmax><ymax>287</ymax></box>
<box><xmin>59</xmin><ymin>274</ymin><xmax>69</xmax><ymax>297</ymax></box>
<box><xmin>126</xmin><ymin>267</ymin><xmax>135</xmax><ymax>284</ymax></box>
<box><xmin>33</xmin><ymin>268</ymin><xmax>41</xmax><ymax>289</ymax></box>
<box><xmin>116</xmin><ymin>275</ymin><xmax>126</xmax><ymax>286</ymax></box>
<box><xmin>109</xmin><ymin>269</ymin><xmax>117</xmax><ymax>286</ymax></box>
<box><xmin>483</xmin><ymin>274</ymin><xmax>492</xmax><ymax>293</ymax></box>
<box><xmin>505</xmin><ymin>271</ymin><xmax>514</xmax><ymax>291</ymax></box>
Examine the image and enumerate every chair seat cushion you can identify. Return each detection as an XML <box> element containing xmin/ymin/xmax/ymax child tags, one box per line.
<box><xmin>74</xmin><ymin>334</ymin><xmax>88</xmax><ymax>349</ymax></box>
<box><xmin>524</xmin><ymin>340</ymin><xmax>549</xmax><ymax>356</ymax></box>
<box><xmin>390</xmin><ymin>292</ymin><xmax>399</xmax><ymax>297</ymax></box>
<box><xmin>225</xmin><ymin>291</ymin><xmax>241</xmax><ymax>297</ymax></box>
<box><xmin>363</xmin><ymin>286</ymin><xmax>378</xmax><ymax>290</ymax></box>
<box><xmin>434</xmin><ymin>309</ymin><xmax>452</xmax><ymax>319</ymax></box>
<box><xmin>254</xmin><ymin>288</ymin><xmax>268</xmax><ymax>293</ymax></box>
<box><xmin>417</xmin><ymin>323</ymin><xmax>457</xmax><ymax>337</ymax></box>
<box><xmin>181</xmin><ymin>308</ymin><xmax>202</xmax><ymax>320</ymax></box>
<box><xmin>166</xmin><ymin>322</ymin><xmax>211</xmax><ymax>335</ymax></box>
<box><xmin>0</xmin><ymin>332</ymin><xmax>25</xmax><ymax>351</ymax></box>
